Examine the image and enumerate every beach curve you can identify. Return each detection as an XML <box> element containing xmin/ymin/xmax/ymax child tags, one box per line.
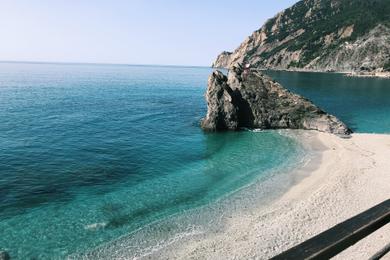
<box><xmin>142</xmin><ymin>131</ymin><xmax>390</xmax><ymax>259</ymax></box>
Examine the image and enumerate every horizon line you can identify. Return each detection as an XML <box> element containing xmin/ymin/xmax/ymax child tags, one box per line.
<box><xmin>0</xmin><ymin>60</ymin><xmax>212</xmax><ymax>69</ymax></box>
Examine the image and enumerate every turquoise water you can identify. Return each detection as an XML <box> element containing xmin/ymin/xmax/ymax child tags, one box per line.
<box><xmin>0</xmin><ymin>63</ymin><xmax>389</xmax><ymax>259</ymax></box>
<box><xmin>265</xmin><ymin>71</ymin><xmax>390</xmax><ymax>133</ymax></box>
<box><xmin>0</xmin><ymin>63</ymin><xmax>303</xmax><ymax>259</ymax></box>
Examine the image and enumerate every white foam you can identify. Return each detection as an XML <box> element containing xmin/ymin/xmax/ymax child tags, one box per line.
<box><xmin>133</xmin><ymin>227</ymin><xmax>204</xmax><ymax>260</ymax></box>
<box><xmin>84</xmin><ymin>222</ymin><xmax>107</xmax><ymax>231</ymax></box>
<box><xmin>250</xmin><ymin>128</ymin><xmax>264</xmax><ymax>132</ymax></box>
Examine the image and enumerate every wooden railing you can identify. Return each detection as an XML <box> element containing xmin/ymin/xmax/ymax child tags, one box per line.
<box><xmin>271</xmin><ymin>199</ymin><xmax>390</xmax><ymax>260</ymax></box>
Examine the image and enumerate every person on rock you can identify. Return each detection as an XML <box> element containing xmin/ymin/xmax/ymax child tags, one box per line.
<box><xmin>243</xmin><ymin>63</ymin><xmax>251</xmax><ymax>80</ymax></box>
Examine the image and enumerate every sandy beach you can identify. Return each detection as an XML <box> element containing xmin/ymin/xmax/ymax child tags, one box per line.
<box><xmin>146</xmin><ymin>131</ymin><xmax>390</xmax><ymax>260</ymax></box>
<box><xmin>345</xmin><ymin>71</ymin><xmax>390</xmax><ymax>79</ymax></box>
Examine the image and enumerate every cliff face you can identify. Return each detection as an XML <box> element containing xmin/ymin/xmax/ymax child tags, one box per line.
<box><xmin>212</xmin><ymin>51</ymin><xmax>233</xmax><ymax>69</ymax></box>
<box><xmin>213</xmin><ymin>0</ymin><xmax>390</xmax><ymax>73</ymax></box>
<box><xmin>201</xmin><ymin>65</ymin><xmax>351</xmax><ymax>135</ymax></box>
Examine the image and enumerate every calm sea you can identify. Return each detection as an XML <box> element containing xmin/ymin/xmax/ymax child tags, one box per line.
<box><xmin>0</xmin><ymin>63</ymin><xmax>389</xmax><ymax>259</ymax></box>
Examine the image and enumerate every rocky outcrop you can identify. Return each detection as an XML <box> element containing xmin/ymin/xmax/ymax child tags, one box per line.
<box><xmin>201</xmin><ymin>65</ymin><xmax>351</xmax><ymax>135</ymax></box>
<box><xmin>0</xmin><ymin>251</ymin><xmax>10</xmax><ymax>260</ymax></box>
<box><xmin>212</xmin><ymin>0</ymin><xmax>390</xmax><ymax>73</ymax></box>
<box><xmin>212</xmin><ymin>51</ymin><xmax>233</xmax><ymax>68</ymax></box>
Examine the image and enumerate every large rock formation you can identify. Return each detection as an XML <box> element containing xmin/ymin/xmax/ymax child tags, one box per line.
<box><xmin>213</xmin><ymin>0</ymin><xmax>390</xmax><ymax>73</ymax></box>
<box><xmin>201</xmin><ymin>65</ymin><xmax>351</xmax><ymax>135</ymax></box>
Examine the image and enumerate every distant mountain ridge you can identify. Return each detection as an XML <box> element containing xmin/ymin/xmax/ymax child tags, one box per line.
<box><xmin>213</xmin><ymin>0</ymin><xmax>390</xmax><ymax>73</ymax></box>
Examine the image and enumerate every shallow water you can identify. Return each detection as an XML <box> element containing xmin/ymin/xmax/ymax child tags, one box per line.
<box><xmin>0</xmin><ymin>63</ymin><xmax>301</xmax><ymax>259</ymax></box>
<box><xmin>0</xmin><ymin>63</ymin><xmax>388</xmax><ymax>259</ymax></box>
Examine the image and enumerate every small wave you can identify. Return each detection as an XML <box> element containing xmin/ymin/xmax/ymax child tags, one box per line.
<box><xmin>240</xmin><ymin>127</ymin><xmax>264</xmax><ymax>132</ymax></box>
<box><xmin>134</xmin><ymin>227</ymin><xmax>204</xmax><ymax>259</ymax></box>
<box><xmin>250</xmin><ymin>128</ymin><xmax>264</xmax><ymax>133</ymax></box>
<box><xmin>84</xmin><ymin>222</ymin><xmax>107</xmax><ymax>231</ymax></box>
<box><xmin>72</xmin><ymin>225</ymin><xmax>204</xmax><ymax>259</ymax></box>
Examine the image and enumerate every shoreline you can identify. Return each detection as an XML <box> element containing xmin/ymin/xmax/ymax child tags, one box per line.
<box><xmin>74</xmin><ymin>130</ymin><xmax>313</xmax><ymax>259</ymax></box>
<box><xmin>266</xmin><ymin>68</ymin><xmax>390</xmax><ymax>79</ymax></box>
<box><xmin>77</xmin><ymin>131</ymin><xmax>390</xmax><ymax>259</ymax></box>
<box><xmin>345</xmin><ymin>71</ymin><xmax>390</xmax><ymax>79</ymax></box>
<box><xmin>213</xmin><ymin>66</ymin><xmax>390</xmax><ymax>79</ymax></box>
<box><xmin>142</xmin><ymin>131</ymin><xmax>390</xmax><ymax>259</ymax></box>
<box><xmin>270</xmin><ymin>68</ymin><xmax>390</xmax><ymax>79</ymax></box>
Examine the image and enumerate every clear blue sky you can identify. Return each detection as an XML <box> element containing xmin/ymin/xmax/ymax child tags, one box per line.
<box><xmin>0</xmin><ymin>0</ymin><xmax>298</xmax><ymax>66</ymax></box>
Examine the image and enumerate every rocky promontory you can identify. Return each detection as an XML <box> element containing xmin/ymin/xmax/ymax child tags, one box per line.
<box><xmin>201</xmin><ymin>65</ymin><xmax>351</xmax><ymax>135</ymax></box>
<box><xmin>213</xmin><ymin>0</ymin><xmax>390</xmax><ymax>75</ymax></box>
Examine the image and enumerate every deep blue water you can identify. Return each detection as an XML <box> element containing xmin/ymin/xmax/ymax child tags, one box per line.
<box><xmin>0</xmin><ymin>63</ymin><xmax>303</xmax><ymax>259</ymax></box>
<box><xmin>0</xmin><ymin>63</ymin><xmax>389</xmax><ymax>259</ymax></box>
<box><xmin>265</xmin><ymin>71</ymin><xmax>390</xmax><ymax>133</ymax></box>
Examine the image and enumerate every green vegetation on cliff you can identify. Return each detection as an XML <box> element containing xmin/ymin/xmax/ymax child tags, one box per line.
<box><xmin>261</xmin><ymin>0</ymin><xmax>390</xmax><ymax>64</ymax></box>
<box><xmin>213</xmin><ymin>0</ymin><xmax>390</xmax><ymax>72</ymax></box>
